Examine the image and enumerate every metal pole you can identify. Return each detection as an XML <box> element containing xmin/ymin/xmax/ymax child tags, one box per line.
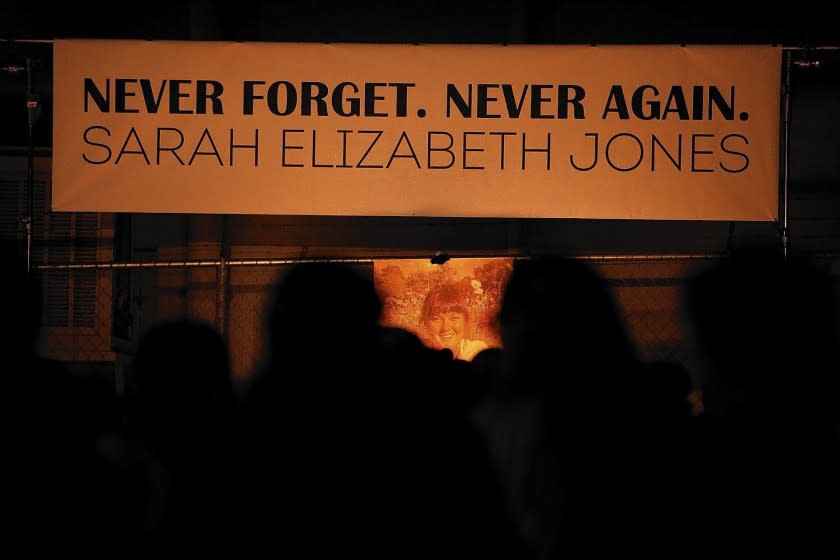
<box><xmin>215</xmin><ymin>258</ymin><xmax>227</xmax><ymax>334</ymax></box>
<box><xmin>217</xmin><ymin>214</ymin><xmax>231</xmax><ymax>337</ymax></box>
<box><xmin>781</xmin><ymin>50</ymin><xmax>792</xmax><ymax>260</ymax></box>
<box><xmin>25</xmin><ymin>56</ymin><xmax>36</xmax><ymax>274</ymax></box>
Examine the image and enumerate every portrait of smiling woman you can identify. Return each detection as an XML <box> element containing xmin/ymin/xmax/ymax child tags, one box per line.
<box><xmin>420</xmin><ymin>283</ymin><xmax>489</xmax><ymax>361</ymax></box>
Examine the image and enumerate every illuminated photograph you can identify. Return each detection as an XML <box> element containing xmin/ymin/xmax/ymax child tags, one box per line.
<box><xmin>374</xmin><ymin>257</ymin><xmax>513</xmax><ymax>361</ymax></box>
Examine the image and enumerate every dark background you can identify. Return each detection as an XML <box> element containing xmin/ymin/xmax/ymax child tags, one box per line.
<box><xmin>3</xmin><ymin>0</ymin><xmax>840</xmax><ymax>43</ymax></box>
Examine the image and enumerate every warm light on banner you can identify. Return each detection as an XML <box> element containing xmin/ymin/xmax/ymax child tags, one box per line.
<box><xmin>53</xmin><ymin>40</ymin><xmax>781</xmax><ymax>220</ymax></box>
<box><xmin>374</xmin><ymin>258</ymin><xmax>513</xmax><ymax>361</ymax></box>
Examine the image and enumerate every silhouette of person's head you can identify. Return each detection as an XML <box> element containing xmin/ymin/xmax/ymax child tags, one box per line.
<box><xmin>130</xmin><ymin>318</ymin><xmax>234</xmax><ymax>438</ymax></box>
<box><xmin>684</xmin><ymin>247</ymin><xmax>836</xmax><ymax>418</ymax></box>
<box><xmin>263</xmin><ymin>262</ymin><xmax>382</xmax><ymax>363</ymax></box>
<box><xmin>498</xmin><ymin>255</ymin><xmax>638</xmax><ymax>393</ymax></box>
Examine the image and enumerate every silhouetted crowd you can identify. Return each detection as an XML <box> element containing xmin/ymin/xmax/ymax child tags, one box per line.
<box><xmin>7</xmin><ymin>249</ymin><xmax>840</xmax><ymax>557</ymax></box>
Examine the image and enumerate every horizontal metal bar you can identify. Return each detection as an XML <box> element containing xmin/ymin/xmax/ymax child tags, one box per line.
<box><xmin>7</xmin><ymin>39</ymin><xmax>840</xmax><ymax>50</ymax></box>
<box><xmin>33</xmin><ymin>257</ymin><xmax>375</xmax><ymax>270</ymax></box>
<box><xmin>31</xmin><ymin>253</ymin><xmax>740</xmax><ymax>270</ymax></box>
<box><xmin>226</xmin><ymin>257</ymin><xmax>374</xmax><ymax>266</ymax></box>
<box><xmin>33</xmin><ymin>261</ymin><xmax>220</xmax><ymax>270</ymax></box>
<box><xmin>577</xmin><ymin>253</ymin><xmax>727</xmax><ymax>262</ymax></box>
<box><xmin>781</xmin><ymin>45</ymin><xmax>840</xmax><ymax>51</ymax></box>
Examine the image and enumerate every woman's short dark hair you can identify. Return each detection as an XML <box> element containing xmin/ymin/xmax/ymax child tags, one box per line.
<box><xmin>420</xmin><ymin>283</ymin><xmax>469</xmax><ymax>324</ymax></box>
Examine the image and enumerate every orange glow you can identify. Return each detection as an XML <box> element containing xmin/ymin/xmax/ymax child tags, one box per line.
<box><xmin>54</xmin><ymin>41</ymin><xmax>780</xmax><ymax>219</ymax></box>
<box><xmin>374</xmin><ymin>257</ymin><xmax>513</xmax><ymax>360</ymax></box>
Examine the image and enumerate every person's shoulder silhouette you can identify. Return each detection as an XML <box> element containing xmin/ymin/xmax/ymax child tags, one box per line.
<box><xmin>683</xmin><ymin>245</ymin><xmax>840</xmax><ymax>544</ymax></box>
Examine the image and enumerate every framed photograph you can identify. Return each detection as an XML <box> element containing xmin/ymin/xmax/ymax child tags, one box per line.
<box><xmin>374</xmin><ymin>257</ymin><xmax>513</xmax><ymax>361</ymax></box>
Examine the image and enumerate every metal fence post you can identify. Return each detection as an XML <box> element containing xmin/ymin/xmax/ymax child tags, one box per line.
<box><xmin>216</xmin><ymin>258</ymin><xmax>227</xmax><ymax>336</ymax></box>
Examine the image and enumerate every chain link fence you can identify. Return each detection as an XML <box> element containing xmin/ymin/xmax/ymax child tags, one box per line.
<box><xmin>31</xmin><ymin>254</ymin><xmax>770</xmax><ymax>390</ymax></box>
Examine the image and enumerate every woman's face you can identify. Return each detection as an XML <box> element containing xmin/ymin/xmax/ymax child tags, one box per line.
<box><xmin>427</xmin><ymin>311</ymin><xmax>465</xmax><ymax>354</ymax></box>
